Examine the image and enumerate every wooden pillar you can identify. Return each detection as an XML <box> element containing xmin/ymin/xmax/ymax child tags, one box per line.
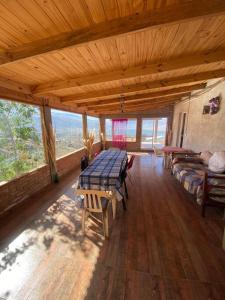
<box><xmin>40</xmin><ymin>105</ymin><xmax>58</xmax><ymax>182</ymax></box>
<box><xmin>100</xmin><ymin>116</ymin><xmax>105</xmax><ymax>150</ymax></box>
<box><xmin>165</xmin><ymin>107</ymin><xmax>174</xmax><ymax>146</ymax></box>
<box><xmin>136</xmin><ymin>116</ymin><xmax>142</xmax><ymax>150</ymax></box>
<box><xmin>82</xmin><ymin>113</ymin><xmax>87</xmax><ymax>140</ymax></box>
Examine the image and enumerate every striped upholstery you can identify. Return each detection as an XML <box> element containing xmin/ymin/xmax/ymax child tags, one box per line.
<box><xmin>173</xmin><ymin>162</ymin><xmax>225</xmax><ymax>205</ymax></box>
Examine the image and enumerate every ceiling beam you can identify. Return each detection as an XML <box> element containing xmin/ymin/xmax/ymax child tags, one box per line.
<box><xmin>60</xmin><ymin>68</ymin><xmax>225</xmax><ymax>103</ymax></box>
<box><xmin>0</xmin><ymin>77</ymin><xmax>31</xmax><ymax>94</ymax></box>
<box><xmin>86</xmin><ymin>94</ymin><xmax>187</xmax><ymax>111</ymax></box>
<box><xmin>90</xmin><ymin>103</ymin><xmax>175</xmax><ymax>114</ymax></box>
<box><xmin>1</xmin><ymin>0</ymin><xmax>225</xmax><ymax>68</ymax></box>
<box><xmin>34</xmin><ymin>49</ymin><xmax>225</xmax><ymax>95</ymax></box>
<box><xmin>0</xmin><ymin>87</ymin><xmax>40</xmax><ymax>105</ymax></box>
<box><xmin>91</xmin><ymin>96</ymin><xmax>181</xmax><ymax>113</ymax></box>
<box><xmin>77</xmin><ymin>83</ymin><xmax>205</xmax><ymax>107</ymax></box>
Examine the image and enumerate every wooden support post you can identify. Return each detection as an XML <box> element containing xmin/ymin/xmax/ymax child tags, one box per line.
<box><xmin>136</xmin><ymin>117</ymin><xmax>142</xmax><ymax>150</ymax></box>
<box><xmin>100</xmin><ymin>117</ymin><xmax>106</xmax><ymax>150</ymax></box>
<box><xmin>40</xmin><ymin>104</ymin><xmax>58</xmax><ymax>182</ymax></box>
<box><xmin>165</xmin><ymin>109</ymin><xmax>174</xmax><ymax>146</ymax></box>
<box><xmin>82</xmin><ymin>114</ymin><xmax>87</xmax><ymax>141</ymax></box>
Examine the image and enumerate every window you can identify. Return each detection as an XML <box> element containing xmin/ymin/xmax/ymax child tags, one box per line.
<box><xmin>126</xmin><ymin>119</ymin><xmax>137</xmax><ymax>142</ymax></box>
<box><xmin>105</xmin><ymin>118</ymin><xmax>137</xmax><ymax>142</ymax></box>
<box><xmin>0</xmin><ymin>99</ymin><xmax>45</xmax><ymax>183</ymax></box>
<box><xmin>87</xmin><ymin>115</ymin><xmax>100</xmax><ymax>142</ymax></box>
<box><xmin>105</xmin><ymin>118</ymin><xmax>113</xmax><ymax>140</ymax></box>
<box><xmin>51</xmin><ymin>109</ymin><xmax>83</xmax><ymax>158</ymax></box>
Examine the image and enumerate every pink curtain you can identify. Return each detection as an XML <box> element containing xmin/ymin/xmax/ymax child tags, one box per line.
<box><xmin>112</xmin><ymin>118</ymin><xmax>128</xmax><ymax>149</ymax></box>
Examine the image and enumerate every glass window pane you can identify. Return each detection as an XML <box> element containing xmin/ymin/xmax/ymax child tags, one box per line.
<box><xmin>141</xmin><ymin>119</ymin><xmax>154</xmax><ymax>149</ymax></box>
<box><xmin>126</xmin><ymin>119</ymin><xmax>137</xmax><ymax>142</ymax></box>
<box><xmin>105</xmin><ymin>118</ymin><xmax>137</xmax><ymax>141</ymax></box>
<box><xmin>0</xmin><ymin>99</ymin><xmax>45</xmax><ymax>183</ymax></box>
<box><xmin>155</xmin><ymin>118</ymin><xmax>167</xmax><ymax>148</ymax></box>
<box><xmin>51</xmin><ymin>109</ymin><xmax>83</xmax><ymax>158</ymax></box>
<box><xmin>87</xmin><ymin>116</ymin><xmax>100</xmax><ymax>142</ymax></box>
<box><xmin>105</xmin><ymin>119</ymin><xmax>112</xmax><ymax>140</ymax></box>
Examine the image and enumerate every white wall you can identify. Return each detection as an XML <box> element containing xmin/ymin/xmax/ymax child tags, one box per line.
<box><xmin>172</xmin><ymin>79</ymin><xmax>225</xmax><ymax>152</ymax></box>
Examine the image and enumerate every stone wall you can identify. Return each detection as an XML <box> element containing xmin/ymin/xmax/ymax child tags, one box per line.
<box><xmin>0</xmin><ymin>142</ymin><xmax>101</xmax><ymax>216</ymax></box>
<box><xmin>172</xmin><ymin>80</ymin><xmax>225</xmax><ymax>152</ymax></box>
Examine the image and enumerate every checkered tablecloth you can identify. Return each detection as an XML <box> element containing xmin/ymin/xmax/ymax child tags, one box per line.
<box><xmin>78</xmin><ymin>150</ymin><xmax>127</xmax><ymax>192</ymax></box>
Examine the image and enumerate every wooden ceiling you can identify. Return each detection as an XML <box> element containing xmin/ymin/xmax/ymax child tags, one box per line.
<box><xmin>0</xmin><ymin>0</ymin><xmax>225</xmax><ymax>115</ymax></box>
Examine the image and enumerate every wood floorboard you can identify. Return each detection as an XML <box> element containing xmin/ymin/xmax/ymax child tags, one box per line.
<box><xmin>0</xmin><ymin>154</ymin><xmax>225</xmax><ymax>300</ymax></box>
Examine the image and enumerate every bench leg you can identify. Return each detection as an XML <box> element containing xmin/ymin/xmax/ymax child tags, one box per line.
<box><xmin>112</xmin><ymin>197</ymin><xmax>117</xmax><ymax>219</ymax></box>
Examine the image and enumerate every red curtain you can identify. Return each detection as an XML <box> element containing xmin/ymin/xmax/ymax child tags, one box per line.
<box><xmin>112</xmin><ymin>118</ymin><xmax>128</xmax><ymax>149</ymax></box>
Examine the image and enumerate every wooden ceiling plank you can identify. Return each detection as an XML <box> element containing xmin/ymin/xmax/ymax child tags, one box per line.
<box><xmin>76</xmin><ymin>83</ymin><xmax>205</xmax><ymax>107</ymax></box>
<box><xmin>33</xmin><ymin>49</ymin><xmax>225</xmax><ymax>95</ymax></box>
<box><xmin>0</xmin><ymin>76</ymin><xmax>31</xmax><ymax>94</ymax></box>
<box><xmin>60</xmin><ymin>68</ymin><xmax>225</xmax><ymax>103</ymax></box>
<box><xmin>1</xmin><ymin>0</ymin><xmax>225</xmax><ymax>67</ymax></box>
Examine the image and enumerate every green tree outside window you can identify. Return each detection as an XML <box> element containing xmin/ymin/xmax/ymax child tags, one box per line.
<box><xmin>0</xmin><ymin>99</ymin><xmax>45</xmax><ymax>183</ymax></box>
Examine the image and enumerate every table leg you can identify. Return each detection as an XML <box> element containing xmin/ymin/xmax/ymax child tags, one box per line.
<box><xmin>163</xmin><ymin>153</ymin><xmax>167</xmax><ymax>168</ymax></box>
<box><xmin>112</xmin><ymin>196</ymin><xmax>117</xmax><ymax>219</ymax></box>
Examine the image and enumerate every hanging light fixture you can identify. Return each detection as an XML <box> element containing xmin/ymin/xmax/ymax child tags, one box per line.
<box><xmin>120</xmin><ymin>95</ymin><xmax>125</xmax><ymax>113</ymax></box>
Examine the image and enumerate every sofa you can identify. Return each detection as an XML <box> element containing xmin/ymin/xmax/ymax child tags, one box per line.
<box><xmin>171</xmin><ymin>152</ymin><xmax>225</xmax><ymax>217</ymax></box>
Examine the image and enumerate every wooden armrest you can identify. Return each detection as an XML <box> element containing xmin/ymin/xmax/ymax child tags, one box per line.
<box><xmin>172</xmin><ymin>157</ymin><xmax>203</xmax><ymax>166</ymax></box>
<box><xmin>171</xmin><ymin>151</ymin><xmax>200</xmax><ymax>156</ymax></box>
<box><xmin>171</xmin><ymin>152</ymin><xmax>200</xmax><ymax>160</ymax></box>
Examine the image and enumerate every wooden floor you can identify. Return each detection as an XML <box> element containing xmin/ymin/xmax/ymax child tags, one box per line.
<box><xmin>0</xmin><ymin>154</ymin><xmax>225</xmax><ymax>300</ymax></box>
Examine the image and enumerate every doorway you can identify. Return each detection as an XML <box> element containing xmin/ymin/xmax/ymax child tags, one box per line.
<box><xmin>141</xmin><ymin>118</ymin><xmax>167</xmax><ymax>150</ymax></box>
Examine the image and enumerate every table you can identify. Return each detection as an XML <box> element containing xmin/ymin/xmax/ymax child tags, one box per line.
<box><xmin>78</xmin><ymin>150</ymin><xmax>128</xmax><ymax>218</ymax></box>
<box><xmin>162</xmin><ymin>146</ymin><xmax>190</xmax><ymax>168</ymax></box>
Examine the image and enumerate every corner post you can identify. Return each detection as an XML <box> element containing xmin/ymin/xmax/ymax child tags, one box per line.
<box><xmin>40</xmin><ymin>103</ymin><xmax>58</xmax><ymax>182</ymax></box>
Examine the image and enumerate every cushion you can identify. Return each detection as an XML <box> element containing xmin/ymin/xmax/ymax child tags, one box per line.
<box><xmin>200</xmin><ymin>151</ymin><xmax>212</xmax><ymax>165</ymax></box>
<box><xmin>173</xmin><ymin>162</ymin><xmax>205</xmax><ymax>188</ymax></box>
<box><xmin>183</xmin><ymin>170</ymin><xmax>205</xmax><ymax>195</ymax></box>
<box><xmin>208</xmin><ymin>151</ymin><xmax>225</xmax><ymax>173</ymax></box>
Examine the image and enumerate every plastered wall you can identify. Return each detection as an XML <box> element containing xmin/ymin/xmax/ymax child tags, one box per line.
<box><xmin>172</xmin><ymin>80</ymin><xmax>225</xmax><ymax>152</ymax></box>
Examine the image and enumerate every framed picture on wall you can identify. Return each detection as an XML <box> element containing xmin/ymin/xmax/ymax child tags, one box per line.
<box><xmin>203</xmin><ymin>105</ymin><xmax>210</xmax><ymax>114</ymax></box>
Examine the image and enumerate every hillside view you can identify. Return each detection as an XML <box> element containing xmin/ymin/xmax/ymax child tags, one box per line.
<box><xmin>0</xmin><ymin>100</ymin><xmax>100</xmax><ymax>183</ymax></box>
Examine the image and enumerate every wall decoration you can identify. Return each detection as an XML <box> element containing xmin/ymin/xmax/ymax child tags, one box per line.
<box><xmin>203</xmin><ymin>105</ymin><xmax>210</xmax><ymax>114</ymax></box>
<box><xmin>203</xmin><ymin>96</ymin><xmax>221</xmax><ymax>115</ymax></box>
<box><xmin>209</xmin><ymin>96</ymin><xmax>220</xmax><ymax>115</ymax></box>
